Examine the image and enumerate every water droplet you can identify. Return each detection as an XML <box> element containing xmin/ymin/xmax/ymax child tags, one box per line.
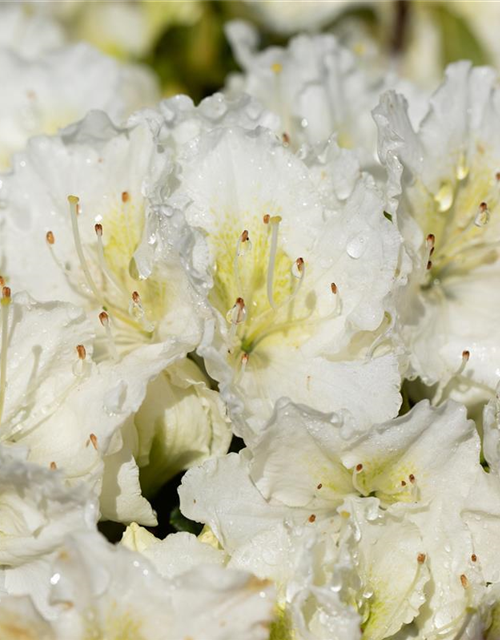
<box><xmin>301</xmin><ymin>118</ymin><xmax>309</xmax><ymax>128</ymax></box>
<box><xmin>346</xmin><ymin>234</ymin><xmax>368</xmax><ymax>259</ymax></box>
<box><xmin>434</xmin><ymin>181</ymin><xmax>454</xmax><ymax>212</ymax></box>
<box><xmin>50</xmin><ymin>572</ymin><xmax>61</xmax><ymax>585</ymax></box>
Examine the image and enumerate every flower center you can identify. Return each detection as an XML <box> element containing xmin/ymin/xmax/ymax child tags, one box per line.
<box><xmin>414</xmin><ymin>151</ymin><xmax>500</xmax><ymax>287</ymax></box>
<box><xmin>210</xmin><ymin>213</ymin><xmax>340</xmax><ymax>368</ymax></box>
<box><xmin>48</xmin><ymin>194</ymin><xmax>168</xmax><ymax>359</ymax></box>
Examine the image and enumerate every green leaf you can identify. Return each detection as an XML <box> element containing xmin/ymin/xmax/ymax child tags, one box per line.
<box><xmin>430</xmin><ymin>4</ymin><xmax>490</xmax><ymax>67</ymax></box>
<box><xmin>169</xmin><ymin>506</ymin><xmax>203</xmax><ymax>535</ymax></box>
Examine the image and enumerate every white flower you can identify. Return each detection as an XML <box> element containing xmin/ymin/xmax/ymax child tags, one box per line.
<box><xmin>0</xmin><ymin>2</ymin><xmax>66</xmax><ymax>57</ymax></box>
<box><xmin>166</xmin><ymin>121</ymin><xmax>402</xmax><ymax>438</ymax></box>
<box><xmin>0</xmin><ymin>111</ymin><xmax>232</xmax><ymax>523</ymax></box>
<box><xmin>0</xmin><ymin>42</ymin><xmax>159</xmax><ymax>169</ymax></box>
<box><xmin>375</xmin><ymin>62</ymin><xmax>500</xmax><ymax>409</ymax></box>
<box><xmin>0</xmin><ymin>443</ymin><xmax>97</xmax><ymax>619</ymax></box>
<box><xmin>225</xmin><ymin>21</ymin><xmax>425</xmax><ymax>160</ymax></box>
<box><xmin>0</xmin><ymin>290</ymin><xmax>176</xmax><ymax>525</ymax></box>
<box><xmin>241</xmin><ymin>0</ymin><xmax>361</xmax><ymax>34</ymax></box>
<box><xmin>135</xmin><ymin>358</ymin><xmax>232</xmax><ymax>497</ymax></box>
<box><xmin>73</xmin><ymin>0</ymin><xmax>202</xmax><ymax>59</ymax></box>
<box><xmin>121</xmin><ymin>524</ymin><xmax>225</xmax><ymax>579</ymax></box>
<box><xmin>43</xmin><ymin>530</ymin><xmax>275</xmax><ymax>640</ymax></box>
<box><xmin>2</xmin><ymin>110</ymin><xmax>199</xmax><ymax>356</ymax></box>
<box><xmin>0</xmin><ymin>445</ymin><xmax>97</xmax><ymax>568</ymax></box>
<box><xmin>180</xmin><ymin>397</ymin><xmax>500</xmax><ymax>639</ymax></box>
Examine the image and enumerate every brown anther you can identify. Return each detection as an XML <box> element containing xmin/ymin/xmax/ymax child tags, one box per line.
<box><xmin>99</xmin><ymin>311</ymin><xmax>109</xmax><ymax>326</ymax></box>
<box><xmin>317</xmin><ymin>483</ymin><xmax>323</xmax><ymax>490</ymax></box>
<box><xmin>282</xmin><ymin>132</ymin><xmax>290</xmax><ymax>145</ymax></box>
<box><xmin>426</xmin><ymin>260</ymin><xmax>433</xmax><ymax>270</ymax></box>
<box><xmin>46</xmin><ymin>231</ymin><xmax>55</xmax><ymax>245</ymax></box>
<box><xmin>308</xmin><ymin>514</ymin><xmax>316</xmax><ymax>523</ymax></box>
<box><xmin>76</xmin><ymin>345</ymin><xmax>86</xmax><ymax>360</ymax></box>
<box><xmin>89</xmin><ymin>433</ymin><xmax>98</xmax><ymax>450</ymax></box>
<box><xmin>241</xmin><ymin>230</ymin><xmax>249</xmax><ymax>243</ymax></box>
<box><xmin>409</xmin><ymin>474</ymin><xmax>416</xmax><ymax>483</ymax></box>
<box><xmin>0</xmin><ymin>276</ymin><xmax>4</xmax><ymax>287</ymax></box>
<box><xmin>122</xmin><ymin>191</ymin><xmax>130</xmax><ymax>203</ymax></box>
<box><xmin>94</xmin><ymin>223</ymin><xmax>103</xmax><ymax>236</ymax></box>
<box><xmin>426</xmin><ymin>233</ymin><xmax>435</xmax><ymax>246</ymax></box>
<box><xmin>417</xmin><ymin>553</ymin><xmax>426</xmax><ymax>564</ymax></box>
<box><xmin>263</xmin><ymin>214</ymin><xmax>270</xmax><ymax>225</ymax></box>
<box><xmin>401</xmin><ymin>480</ymin><xmax>407</xmax><ymax>487</ymax></box>
<box><xmin>356</xmin><ymin>463</ymin><xmax>363</xmax><ymax>472</ymax></box>
<box><xmin>236</xmin><ymin>297</ymin><xmax>244</xmax><ymax>307</ymax></box>
<box><xmin>429</xmin><ymin>246</ymin><xmax>435</xmax><ymax>256</ymax></box>
<box><xmin>480</xmin><ymin>201</ymin><xmax>488</xmax><ymax>212</ymax></box>
<box><xmin>496</xmin><ymin>172</ymin><xmax>500</xmax><ymax>182</ymax></box>
<box><xmin>241</xmin><ymin>353</ymin><xmax>249</xmax><ymax>365</ymax></box>
<box><xmin>132</xmin><ymin>291</ymin><xmax>140</xmax><ymax>304</ymax></box>
<box><xmin>460</xmin><ymin>574</ymin><xmax>469</xmax><ymax>589</ymax></box>
<box><xmin>462</xmin><ymin>350</ymin><xmax>470</xmax><ymax>361</ymax></box>
<box><xmin>331</xmin><ymin>282</ymin><xmax>338</xmax><ymax>294</ymax></box>
<box><xmin>296</xmin><ymin>257</ymin><xmax>304</xmax><ymax>272</ymax></box>
<box><xmin>2</xmin><ymin>286</ymin><xmax>11</xmax><ymax>300</ymax></box>
<box><xmin>50</xmin><ymin>461</ymin><xmax>57</xmax><ymax>471</ymax></box>
<box><xmin>471</xmin><ymin>554</ymin><xmax>477</xmax><ymax>562</ymax></box>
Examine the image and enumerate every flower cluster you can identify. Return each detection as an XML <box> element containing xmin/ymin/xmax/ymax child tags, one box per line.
<box><xmin>1</xmin><ymin>3</ymin><xmax>500</xmax><ymax>640</ymax></box>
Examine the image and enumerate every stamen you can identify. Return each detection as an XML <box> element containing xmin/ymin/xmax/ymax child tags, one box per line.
<box><xmin>282</xmin><ymin>132</ymin><xmax>290</xmax><ymax>146</ymax></box>
<box><xmin>99</xmin><ymin>311</ymin><xmax>118</xmax><ymax>361</ymax></box>
<box><xmin>474</xmin><ymin>201</ymin><xmax>490</xmax><ymax>227</ymax></box>
<box><xmin>460</xmin><ymin>574</ymin><xmax>469</xmax><ymax>589</ymax></box>
<box><xmin>50</xmin><ymin>461</ymin><xmax>57</xmax><ymax>471</ymax></box>
<box><xmin>263</xmin><ymin>214</ymin><xmax>270</xmax><ymax>225</ymax></box>
<box><xmin>94</xmin><ymin>223</ymin><xmax>125</xmax><ymax>294</ymax></box>
<box><xmin>308</xmin><ymin>514</ymin><xmax>316</xmax><ymax>523</ymax></box>
<box><xmin>432</xmin><ymin>350</ymin><xmax>470</xmax><ymax>406</ymax></box>
<box><xmin>68</xmin><ymin>196</ymin><xmax>103</xmax><ymax>303</ymax></box>
<box><xmin>73</xmin><ymin>343</ymin><xmax>88</xmax><ymax>377</ymax></box>
<box><xmin>267</xmin><ymin>215</ymin><xmax>282</xmax><ymax>309</ymax></box>
<box><xmin>88</xmin><ymin>433</ymin><xmax>98</xmax><ymax>450</ymax></box>
<box><xmin>0</xmin><ymin>286</ymin><xmax>11</xmax><ymax>424</ymax></box>
<box><xmin>241</xmin><ymin>352</ymin><xmax>249</xmax><ymax>372</ymax></box>
<box><xmin>331</xmin><ymin>282</ymin><xmax>338</xmax><ymax>295</ymax></box>
<box><xmin>417</xmin><ymin>553</ymin><xmax>426</xmax><ymax>564</ymax></box>
<box><xmin>471</xmin><ymin>554</ymin><xmax>477</xmax><ymax>562</ymax></box>
<box><xmin>46</xmin><ymin>231</ymin><xmax>55</xmax><ymax>245</ymax></box>
<box><xmin>122</xmin><ymin>191</ymin><xmax>130</xmax><ymax>203</ymax></box>
<box><xmin>129</xmin><ymin>291</ymin><xmax>154</xmax><ymax>332</ymax></box>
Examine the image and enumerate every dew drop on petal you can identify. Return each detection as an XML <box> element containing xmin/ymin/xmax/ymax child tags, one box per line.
<box><xmin>346</xmin><ymin>234</ymin><xmax>368</xmax><ymax>259</ymax></box>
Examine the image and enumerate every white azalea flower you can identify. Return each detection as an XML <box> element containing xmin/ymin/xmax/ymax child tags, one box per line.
<box><xmin>0</xmin><ymin>2</ymin><xmax>66</xmax><ymax>57</ymax></box>
<box><xmin>225</xmin><ymin>21</ymin><xmax>425</xmax><ymax>159</ymax></box>
<box><xmin>0</xmin><ymin>443</ymin><xmax>97</xmax><ymax>618</ymax></box>
<box><xmin>166</xmin><ymin>122</ymin><xmax>402</xmax><ymax>438</ymax></box>
<box><xmin>135</xmin><ymin>358</ymin><xmax>232</xmax><ymax>497</ymax></box>
<box><xmin>374</xmin><ymin>62</ymin><xmax>500</xmax><ymax>409</ymax></box>
<box><xmin>0</xmin><ymin>445</ymin><xmax>97</xmax><ymax>568</ymax></box>
<box><xmin>73</xmin><ymin>0</ymin><xmax>202</xmax><ymax>59</ymax></box>
<box><xmin>0</xmin><ymin>111</ymin><xmax>232</xmax><ymax>519</ymax></box>
<box><xmin>242</xmin><ymin>0</ymin><xmax>364</xmax><ymax>34</ymax></box>
<box><xmin>43</xmin><ymin>530</ymin><xmax>275</xmax><ymax>640</ymax></box>
<box><xmin>0</xmin><ymin>290</ymin><xmax>176</xmax><ymax>525</ymax></box>
<box><xmin>0</xmin><ymin>595</ymin><xmax>56</xmax><ymax>640</ymax></box>
<box><xmin>121</xmin><ymin>524</ymin><xmax>225</xmax><ymax>579</ymax></box>
<box><xmin>2</xmin><ymin>110</ymin><xmax>199</xmax><ymax>356</ymax></box>
<box><xmin>180</xmin><ymin>397</ymin><xmax>500</xmax><ymax>639</ymax></box>
<box><xmin>0</xmin><ymin>42</ymin><xmax>159</xmax><ymax>169</ymax></box>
